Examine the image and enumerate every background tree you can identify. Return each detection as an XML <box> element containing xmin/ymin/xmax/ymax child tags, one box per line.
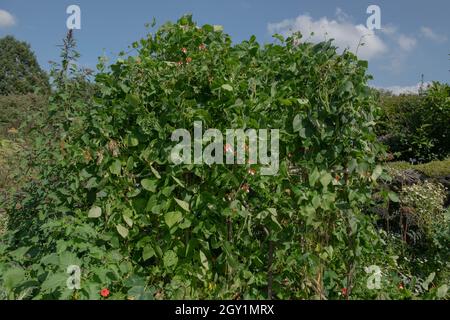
<box><xmin>0</xmin><ymin>35</ymin><xmax>50</xmax><ymax>95</ymax></box>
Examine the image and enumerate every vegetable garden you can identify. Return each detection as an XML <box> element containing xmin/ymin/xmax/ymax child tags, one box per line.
<box><xmin>0</xmin><ymin>16</ymin><xmax>448</xmax><ymax>300</ymax></box>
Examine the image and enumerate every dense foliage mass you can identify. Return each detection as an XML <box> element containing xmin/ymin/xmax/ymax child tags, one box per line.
<box><xmin>0</xmin><ymin>16</ymin><xmax>448</xmax><ymax>300</ymax></box>
<box><xmin>377</xmin><ymin>83</ymin><xmax>450</xmax><ymax>162</ymax></box>
<box><xmin>0</xmin><ymin>36</ymin><xmax>50</xmax><ymax>96</ymax></box>
<box><xmin>0</xmin><ymin>94</ymin><xmax>48</xmax><ymax>136</ymax></box>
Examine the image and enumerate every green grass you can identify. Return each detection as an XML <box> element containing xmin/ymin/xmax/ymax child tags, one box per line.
<box><xmin>388</xmin><ymin>158</ymin><xmax>450</xmax><ymax>177</ymax></box>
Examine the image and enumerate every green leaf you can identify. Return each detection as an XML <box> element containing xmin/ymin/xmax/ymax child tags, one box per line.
<box><xmin>309</xmin><ymin>168</ymin><xmax>320</xmax><ymax>187</ymax></box>
<box><xmin>88</xmin><ymin>206</ymin><xmax>102</xmax><ymax>218</ymax></box>
<box><xmin>388</xmin><ymin>192</ymin><xmax>400</xmax><ymax>203</ymax></box>
<box><xmin>178</xmin><ymin>218</ymin><xmax>192</xmax><ymax>229</ymax></box>
<box><xmin>116</xmin><ymin>224</ymin><xmax>129</xmax><ymax>238</ymax></box>
<box><xmin>199</xmin><ymin>251</ymin><xmax>209</xmax><ymax>271</ymax></box>
<box><xmin>109</xmin><ymin>159</ymin><xmax>122</xmax><ymax>175</ymax></box>
<box><xmin>293</xmin><ymin>114</ymin><xmax>306</xmax><ymax>138</ymax></box>
<box><xmin>320</xmin><ymin>172</ymin><xmax>332</xmax><ymax>188</ymax></box>
<box><xmin>123</xmin><ymin>215</ymin><xmax>133</xmax><ymax>227</ymax></box>
<box><xmin>127</xmin><ymin>285</ymin><xmax>154</xmax><ymax>300</ymax></box>
<box><xmin>213</xmin><ymin>25</ymin><xmax>224</xmax><ymax>32</ymax></box>
<box><xmin>9</xmin><ymin>246</ymin><xmax>30</xmax><ymax>260</ymax></box>
<box><xmin>128</xmin><ymin>135</ymin><xmax>139</xmax><ymax>147</ymax></box>
<box><xmin>358</xmin><ymin>60</ymin><xmax>369</xmax><ymax>68</ymax></box>
<box><xmin>371</xmin><ymin>165</ymin><xmax>383</xmax><ymax>181</ymax></box>
<box><xmin>126</xmin><ymin>156</ymin><xmax>135</xmax><ymax>170</ymax></box>
<box><xmin>437</xmin><ymin>284</ymin><xmax>448</xmax><ymax>298</ymax></box>
<box><xmin>280</xmin><ymin>98</ymin><xmax>292</xmax><ymax>106</ymax></box>
<box><xmin>142</xmin><ymin>246</ymin><xmax>155</xmax><ymax>261</ymax></box>
<box><xmin>174</xmin><ymin>198</ymin><xmax>190</xmax><ymax>212</ymax></box>
<box><xmin>141</xmin><ymin>179</ymin><xmax>157</xmax><ymax>192</ymax></box>
<box><xmin>172</xmin><ymin>176</ymin><xmax>185</xmax><ymax>188</ymax></box>
<box><xmin>119</xmin><ymin>83</ymin><xmax>130</xmax><ymax>93</ymax></box>
<box><xmin>221</xmin><ymin>84</ymin><xmax>233</xmax><ymax>92</ymax></box>
<box><xmin>164</xmin><ymin>211</ymin><xmax>182</xmax><ymax>228</ymax></box>
<box><xmin>127</xmin><ymin>94</ymin><xmax>140</xmax><ymax>107</ymax></box>
<box><xmin>41</xmin><ymin>273</ymin><xmax>67</xmax><ymax>292</ymax></box>
<box><xmin>422</xmin><ymin>272</ymin><xmax>436</xmax><ymax>290</ymax></box>
<box><xmin>59</xmin><ymin>251</ymin><xmax>80</xmax><ymax>268</ymax></box>
<box><xmin>3</xmin><ymin>268</ymin><xmax>25</xmax><ymax>290</ymax></box>
<box><xmin>293</xmin><ymin>114</ymin><xmax>302</xmax><ymax>132</ymax></box>
<box><xmin>163</xmin><ymin>250</ymin><xmax>178</xmax><ymax>268</ymax></box>
<box><xmin>150</xmin><ymin>165</ymin><xmax>161</xmax><ymax>179</ymax></box>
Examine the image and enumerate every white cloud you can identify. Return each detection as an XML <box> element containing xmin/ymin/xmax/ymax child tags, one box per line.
<box><xmin>377</xmin><ymin>82</ymin><xmax>431</xmax><ymax>95</ymax></box>
<box><xmin>397</xmin><ymin>34</ymin><xmax>417</xmax><ymax>51</ymax></box>
<box><xmin>335</xmin><ymin>7</ymin><xmax>351</xmax><ymax>23</ymax></box>
<box><xmin>380</xmin><ymin>25</ymin><xmax>397</xmax><ymax>36</ymax></box>
<box><xmin>267</xmin><ymin>13</ymin><xmax>388</xmax><ymax>60</ymax></box>
<box><xmin>420</xmin><ymin>26</ymin><xmax>448</xmax><ymax>43</ymax></box>
<box><xmin>0</xmin><ymin>9</ymin><xmax>16</xmax><ymax>28</ymax></box>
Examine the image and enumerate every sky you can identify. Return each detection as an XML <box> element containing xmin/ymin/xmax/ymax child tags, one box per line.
<box><xmin>0</xmin><ymin>0</ymin><xmax>449</xmax><ymax>94</ymax></box>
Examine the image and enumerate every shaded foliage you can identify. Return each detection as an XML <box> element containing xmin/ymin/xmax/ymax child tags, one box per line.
<box><xmin>0</xmin><ymin>36</ymin><xmax>50</xmax><ymax>95</ymax></box>
<box><xmin>0</xmin><ymin>17</ymin><xmax>447</xmax><ymax>300</ymax></box>
<box><xmin>376</xmin><ymin>83</ymin><xmax>450</xmax><ymax>162</ymax></box>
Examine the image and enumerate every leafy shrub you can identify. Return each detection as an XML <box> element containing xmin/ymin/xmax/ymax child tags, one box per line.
<box><xmin>0</xmin><ymin>36</ymin><xmax>50</xmax><ymax>95</ymax></box>
<box><xmin>400</xmin><ymin>181</ymin><xmax>447</xmax><ymax>242</ymax></box>
<box><xmin>0</xmin><ymin>16</ymin><xmax>400</xmax><ymax>300</ymax></box>
<box><xmin>377</xmin><ymin>83</ymin><xmax>450</xmax><ymax>162</ymax></box>
<box><xmin>0</xmin><ymin>94</ymin><xmax>48</xmax><ymax>137</ymax></box>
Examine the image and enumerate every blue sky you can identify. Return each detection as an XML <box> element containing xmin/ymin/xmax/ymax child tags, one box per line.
<box><xmin>0</xmin><ymin>0</ymin><xmax>448</xmax><ymax>93</ymax></box>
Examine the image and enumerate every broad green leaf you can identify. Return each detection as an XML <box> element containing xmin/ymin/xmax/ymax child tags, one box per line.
<box><xmin>127</xmin><ymin>94</ymin><xmax>140</xmax><ymax>107</ymax></box>
<box><xmin>309</xmin><ymin>168</ymin><xmax>320</xmax><ymax>187</ymax></box>
<box><xmin>164</xmin><ymin>211</ymin><xmax>182</xmax><ymax>228</ymax></box>
<box><xmin>123</xmin><ymin>215</ymin><xmax>133</xmax><ymax>227</ymax></box>
<box><xmin>388</xmin><ymin>192</ymin><xmax>400</xmax><ymax>203</ymax></box>
<box><xmin>320</xmin><ymin>172</ymin><xmax>332</xmax><ymax>188</ymax></box>
<box><xmin>221</xmin><ymin>84</ymin><xmax>233</xmax><ymax>91</ymax></box>
<box><xmin>178</xmin><ymin>218</ymin><xmax>192</xmax><ymax>229</ymax></box>
<box><xmin>293</xmin><ymin>114</ymin><xmax>306</xmax><ymax>138</ymax></box>
<box><xmin>141</xmin><ymin>179</ymin><xmax>157</xmax><ymax>193</ymax></box>
<box><xmin>88</xmin><ymin>206</ymin><xmax>102</xmax><ymax>218</ymax></box>
<box><xmin>174</xmin><ymin>198</ymin><xmax>190</xmax><ymax>212</ymax></box>
<box><xmin>41</xmin><ymin>273</ymin><xmax>67</xmax><ymax>292</ymax></box>
<box><xmin>9</xmin><ymin>246</ymin><xmax>30</xmax><ymax>260</ymax></box>
<box><xmin>127</xmin><ymin>285</ymin><xmax>154</xmax><ymax>300</ymax></box>
<box><xmin>126</xmin><ymin>156</ymin><xmax>134</xmax><ymax>170</ymax></box>
<box><xmin>128</xmin><ymin>135</ymin><xmax>139</xmax><ymax>147</ymax></box>
<box><xmin>213</xmin><ymin>25</ymin><xmax>223</xmax><ymax>32</ymax></box>
<box><xmin>116</xmin><ymin>224</ymin><xmax>129</xmax><ymax>238</ymax></box>
<box><xmin>422</xmin><ymin>272</ymin><xmax>436</xmax><ymax>290</ymax></box>
<box><xmin>109</xmin><ymin>159</ymin><xmax>121</xmax><ymax>175</ymax></box>
<box><xmin>358</xmin><ymin>60</ymin><xmax>369</xmax><ymax>68</ymax></box>
<box><xmin>163</xmin><ymin>250</ymin><xmax>178</xmax><ymax>268</ymax></box>
<box><xmin>371</xmin><ymin>165</ymin><xmax>383</xmax><ymax>181</ymax></box>
<box><xmin>119</xmin><ymin>83</ymin><xmax>130</xmax><ymax>93</ymax></box>
<box><xmin>59</xmin><ymin>251</ymin><xmax>81</xmax><ymax>268</ymax></box>
<box><xmin>142</xmin><ymin>246</ymin><xmax>155</xmax><ymax>261</ymax></box>
<box><xmin>437</xmin><ymin>284</ymin><xmax>448</xmax><ymax>298</ymax></box>
<box><xmin>3</xmin><ymin>268</ymin><xmax>25</xmax><ymax>290</ymax></box>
